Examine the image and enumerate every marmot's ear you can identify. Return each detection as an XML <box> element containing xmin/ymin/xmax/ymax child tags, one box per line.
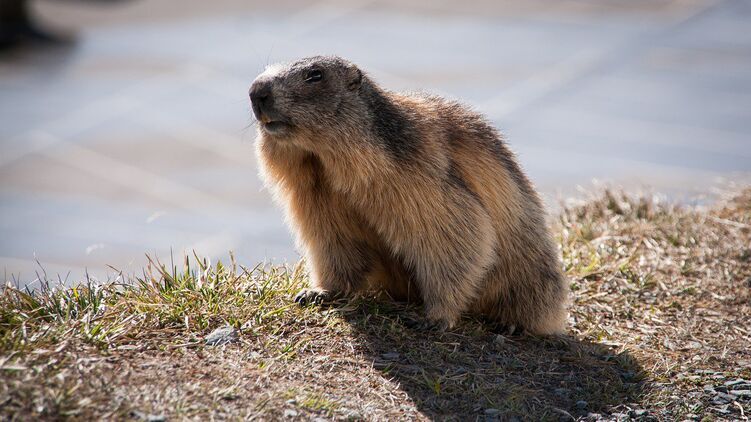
<box><xmin>348</xmin><ymin>68</ymin><xmax>363</xmax><ymax>91</ymax></box>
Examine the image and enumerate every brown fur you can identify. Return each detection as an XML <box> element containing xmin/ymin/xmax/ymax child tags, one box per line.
<box><xmin>250</xmin><ymin>56</ymin><xmax>568</xmax><ymax>334</ymax></box>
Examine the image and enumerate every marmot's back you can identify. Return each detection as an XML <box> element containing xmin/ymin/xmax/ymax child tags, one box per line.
<box><xmin>394</xmin><ymin>93</ymin><xmax>567</xmax><ymax>334</ymax></box>
<box><xmin>250</xmin><ymin>55</ymin><xmax>567</xmax><ymax>334</ymax></box>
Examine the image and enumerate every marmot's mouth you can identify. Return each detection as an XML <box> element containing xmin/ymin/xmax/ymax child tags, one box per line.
<box><xmin>262</xmin><ymin>121</ymin><xmax>292</xmax><ymax>134</ymax></box>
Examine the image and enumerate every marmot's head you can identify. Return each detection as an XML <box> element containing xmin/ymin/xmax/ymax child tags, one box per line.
<box><xmin>249</xmin><ymin>56</ymin><xmax>365</xmax><ymax>141</ymax></box>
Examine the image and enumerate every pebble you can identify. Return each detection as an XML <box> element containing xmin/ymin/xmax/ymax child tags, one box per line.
<box><xmin>554</xmin><ymin>388</ymin><xmax>570</xmax><ymax>397</ymax></box>
<box><xmin>339</xmin><ymin>408</ymin><xmax>363</xmax><ymax>420</ymax></box>
<box><xmin>725</xmin><ymin>379</ymin><xmax>751</xmax><ymax>390</ymax></box>
<box><xmin>129</xmin><ymin>411</ymin><xmax>166</xmax><ymax>422</ymax></box>
<box><xmin>713</xmin><ymin>405</ymin><xmax>731</xmax><ymax>415</ymax></box>
<box><xmin>494</xmin><ymin>335</ymin><xmax>506</xmax><ymax>345</ymax></box>
<box><xmin>283</xmin><ymin>409</ymin><xmax>299</xmax><ymax>418</ymax></box>
<box><xmin>204</xmin><ymin>326</ymin><xmax>239</xmax><ymax>346</ymax></box>
<box><xmin>400</xmin><ymin>364</ymin><xmax>421</xmax><ymax>375</ymax></box>
<box><xmin>711</xmin><ymin>392</ymin><xmax>736</xmax><ymax>405</ymax></box>
<box><xmin>346</xmin><ymin>410</ymin><xmax>363</xmax><ymax>420</ymax></box>
<box><xmin>381</xmin><ymin>352</ymin><xmax>400</xmax><ymax>360</ymax></box>
<box><xmin>630</xmin><ymin>409</ymin><xmax>647</xmax><ymax>417</ymax></box>
<box><xmin>621</xmin><ymin>371</ymin><xmax>636</xmax><ymax>381</ymax></box>
<box><xmin>575</xmin><ymin>400</ymin><xmax>588</xmax><ymax>410</ymax></box>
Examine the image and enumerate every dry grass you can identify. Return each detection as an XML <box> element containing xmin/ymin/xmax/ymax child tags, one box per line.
<box><xmin>1</xmin><ymin>188</ymin><xmax>749</xmax><ymax>421</ymax></box>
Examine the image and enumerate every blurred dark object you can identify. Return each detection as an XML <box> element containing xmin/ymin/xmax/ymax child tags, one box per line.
<box><xmin>0</xmin><ymin>0</ymin><xmax>72</xmax><ymax>49</ymax></box>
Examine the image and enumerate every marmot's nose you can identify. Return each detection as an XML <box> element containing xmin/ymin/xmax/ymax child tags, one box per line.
<box><xmin>249</xmin><ymin>80</ymin><xmax>273</xmax><ymax>119</ymax></box>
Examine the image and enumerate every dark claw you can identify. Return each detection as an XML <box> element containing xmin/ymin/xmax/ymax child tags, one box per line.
<box><xmin>294</xmin><ymin>289</ymin><xmax>330</xmax><ymax>306</ymax></box>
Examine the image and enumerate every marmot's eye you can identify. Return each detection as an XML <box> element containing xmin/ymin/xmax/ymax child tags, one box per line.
<box><xmin>305</xmin><ymin>69</ymin><xmax>323</xmax><ymax>83</ymax></box>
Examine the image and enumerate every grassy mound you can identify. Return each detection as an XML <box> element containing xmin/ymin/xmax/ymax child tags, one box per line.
<box><xmin>1</xmin><ymin>189</ymin><xmax>749</xmax><ymax>421</ymax></box>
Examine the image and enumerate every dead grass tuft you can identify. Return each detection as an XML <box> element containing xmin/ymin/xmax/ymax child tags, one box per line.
<box><xmin>1</xmin><ymin>189</ymin><xmax>750</xmax><ymax>421</ymax></box>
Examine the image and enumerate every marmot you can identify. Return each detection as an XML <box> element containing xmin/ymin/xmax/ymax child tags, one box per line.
<box><xmin>250</xmin><ymin>56</ymin><xmax>568</xmax><ymax>334</ymax></box>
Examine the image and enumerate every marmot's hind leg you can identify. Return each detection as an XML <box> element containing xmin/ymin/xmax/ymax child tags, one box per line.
<box><xmin>399</xmin><ymin>194</ymin><xmax>497</xmax><ymax>329</ymax></box>
<box><xmin>366</xmin><ymin>251</ymin><xmax>421</xmax><ymax>303</ymax></box>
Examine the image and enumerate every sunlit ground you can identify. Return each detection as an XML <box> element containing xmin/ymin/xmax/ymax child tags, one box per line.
<box><xmin>1</xmin><ymin>0</ymin><xmax>750</xmax><ymax>285</ymax></box>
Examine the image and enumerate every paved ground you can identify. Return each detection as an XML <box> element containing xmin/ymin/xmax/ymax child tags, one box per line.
<box><xmin>1</xmin><ymin>0</ymin><xmax>750</xmax><ymax>285</ymax></box>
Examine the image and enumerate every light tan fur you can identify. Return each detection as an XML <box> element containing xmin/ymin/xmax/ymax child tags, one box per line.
<box><xmin>251</xmin><ymin>56</ymin><xmax>568</xmax><ymax>334</ymax></box>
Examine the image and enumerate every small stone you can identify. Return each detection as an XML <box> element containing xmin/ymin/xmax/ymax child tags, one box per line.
<box><xmin>381</xmin><ymin>352</ymin><xmax>400</xmax><ymax>361</ymax></box>
<box><xmin>129</xmin><ymin>411</ymin><xmax>166</xmax><ymax>422</ymax></box>
<box><xmin>712</xmin><ymin>392</ymin><xmax>736</xmax><ymax>405</ymax></box>
<box><xmin>730</xmin><ymin>389</ymin><xmax>751</xmax><ymax>398</ymax></box>
<box><xmin>630</xmin><ymin>409</ymin><xmax>647</xmax><ymax>417</ymax></box>
<box><xmin>554</xmin><ymin>388</ymin><xmax>570</xmax><ymax>397</ymax></box>
<box><xmin>348</xmin><ymin>412</ymin><xmax>364</xmax><ymax>420</ymax></box>
<box><xmin>286</xmin><ymin>399</ymin><xmax>297</xmax><ymax>405</ymax></box>
<box><xmin>205</xmin><ymin>326</ymin><xmax>239</xmax><ymax>346</ymax></box>
<box><xmin>283</xmin><ymin>409</ymin><xmax>298</xmax><ymax>418</ymax></box>
<box><xmin>340</xmin><ymin>408</ymin><xmax>363</xmax><ymax>420</ymax></box>
<box><xmin>712</xmin><ymin>405</ymin><xmax>731</xmax><ymax>415</ymax></box>
<box><xmin>400</xmin><ymin>364</ymin><xmax>421</xmax><ymax>375</ymax></box>
<box><xmin>725</xmin><ymin>379</ymin><xmax>751</xmax><ymax>389</ymax></box>
<box><xmin>494</xmin><ymin>335</ymin><xmax>506</xmax><ymax>345</ymax></box>
<box><xmin>575</xmin><ymin>400</ymin><xmax>588</xmax><ymax>410</ymax></box>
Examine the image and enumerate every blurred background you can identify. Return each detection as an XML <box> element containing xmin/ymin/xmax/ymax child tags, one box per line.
<box><xmin>1</xmin><ymin>0</ymin><xmax>750</xmax><ymax>286</ymax></box>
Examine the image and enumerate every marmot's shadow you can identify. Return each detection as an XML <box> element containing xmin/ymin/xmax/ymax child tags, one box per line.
<box><xmin>339</xmin><ymin>298</ymin><xmax>645</xmax><ymax>421</ymax></box>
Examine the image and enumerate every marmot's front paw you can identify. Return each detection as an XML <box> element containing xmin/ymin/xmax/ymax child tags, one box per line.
<box><xmin>294</xmin><ymin>289</ymin><xmax>333</xmax><ymax>306</ymax></box>
<box><xmin>403</xmin><ymin>317</ymin><xmax>452</xmax><ymax>332</ymax></box>
<box><xmin>424</xmin><ymin>318</ymin><xmax>452</xmax><ymax>332</ymax></box>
